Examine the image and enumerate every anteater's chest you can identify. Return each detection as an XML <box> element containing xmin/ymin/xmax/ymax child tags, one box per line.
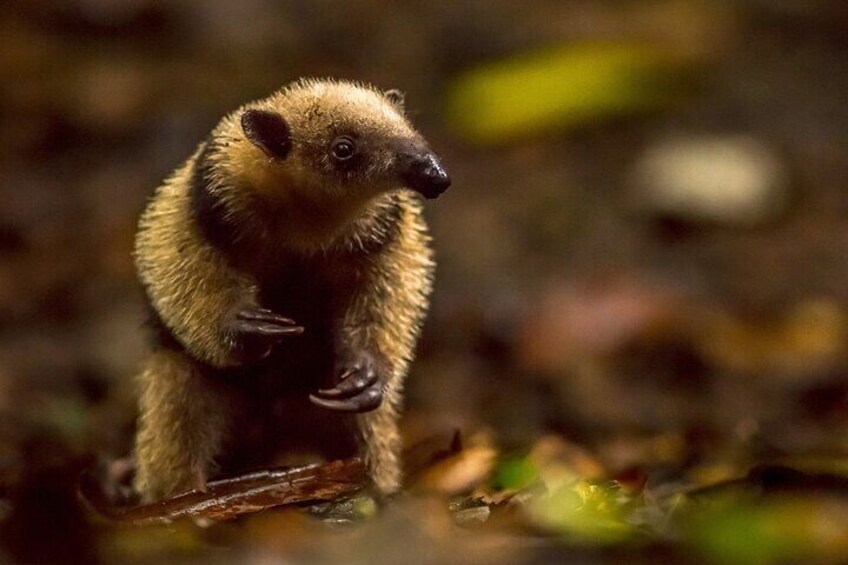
<box><xmin>247</xmin><ymin>252</ymin><xmax>366</xmax><ymax>393</ymax></box>
<box><xmin>215</xmin><ymin>253</ymin><xmax>367</xmax><ymax>471</ymax></box>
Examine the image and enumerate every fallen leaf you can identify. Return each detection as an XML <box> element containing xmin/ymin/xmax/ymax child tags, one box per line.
<box><xmin>411</xmin><ymin>433</ymin><xmax>498</xmax><ymax>495</ymax></box>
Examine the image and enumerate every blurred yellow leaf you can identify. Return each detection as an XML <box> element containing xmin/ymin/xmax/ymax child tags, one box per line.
<box><xmin>527</xmin><ymin>480</ymin><xmax>635</xmax><ymax>543</ymax></box>
<box><xmin>446</xmin><ymin>42</ymin><xmax>688</xmax><ymax>143</ymax></box>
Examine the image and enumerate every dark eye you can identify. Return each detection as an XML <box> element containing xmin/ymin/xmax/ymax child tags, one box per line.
<box><xmin>331</xmin><ymin>136</ymin><xmax>356</xmax><ymax>161</ymax></box>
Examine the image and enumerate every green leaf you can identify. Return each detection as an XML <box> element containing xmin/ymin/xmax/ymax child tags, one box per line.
<box><xmin>492</xmin><ymin>457</ymin><xmax>539</xmax><ymax>491</ymax></box>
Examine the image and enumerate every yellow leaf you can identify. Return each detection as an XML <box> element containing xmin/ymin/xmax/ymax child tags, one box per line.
<box><xmin>446</xmin><ymin>42</ymin><xmax>688</xmax><ymax>143</ymax></box>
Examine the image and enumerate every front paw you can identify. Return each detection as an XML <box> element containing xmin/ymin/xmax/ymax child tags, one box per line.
<box><xmin>224</xmin><ymin>307</ymin><xmax>304</xmax><ymax>364</ymax></box>
<box><xmin>309</xmin><ymin>351</ymin><xmax>384</xmax><ymax>413</ymax></box>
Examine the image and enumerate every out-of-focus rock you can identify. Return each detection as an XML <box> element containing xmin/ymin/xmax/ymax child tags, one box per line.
<box><xmin>630</xmin><ymin>135</ymin><xmax>790</xmax><ymax>226</ymax></box>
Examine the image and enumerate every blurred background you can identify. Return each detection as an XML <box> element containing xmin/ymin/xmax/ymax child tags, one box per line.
<box><xmin>2</xmin><ymin>0</ymin><xmax>848</xmax><ymax>562</ymax></box>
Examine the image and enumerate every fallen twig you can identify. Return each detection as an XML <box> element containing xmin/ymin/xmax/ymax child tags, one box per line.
<box><xmin>78</xmin><ymin>458</ymin><xmax>366</xmax><ymax>525</ymax></box>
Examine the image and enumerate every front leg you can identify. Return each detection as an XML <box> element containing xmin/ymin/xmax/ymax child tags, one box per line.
<box><xmin>136</xmin><ymin>180</ymin><xmax>302</xmax><ymax>368</ymax></box>
<box><xmin>313</xmin><ymin>337</ymin><xmax>403</xmax><ymax>496</ymax></box>
<box><xmin>309</xmin><ymin>196</ymin><xmax>435</xmax><ymax>494</ymax></box>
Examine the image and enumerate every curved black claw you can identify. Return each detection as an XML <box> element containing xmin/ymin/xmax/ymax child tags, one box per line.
<box><xmin>225</xmin><ymin>306</ymin><xmax>303</xmax><ymax>364</ymax></box>
<box><xmin>310</xmin><ymin>351</ymin><xmax>385</xmax><ymax>413</ymax></box>
<box><xmin>315</xmin><ymin>366</ymin><xmax>379</xmax><ymax>399</ymax></box>
<box><xmin>229</xmin><ymin>318</ymin><xmax>303</xmax><ymax>338</ymax></box>
<box><xmin>236</xmin><ymin>308</ymin><xmax>298</xmax><ymax>326</ymax></box>
<box><xmin>309</xmin><ymin>386</ymin><xmax>383</xmax><ymax>413</ymax></box>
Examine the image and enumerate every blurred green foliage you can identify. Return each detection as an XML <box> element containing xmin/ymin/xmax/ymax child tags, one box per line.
<box><xmin>492</xmin><ymin>457</ymin><xmax>538</xmax><ymax>491</ymax></box>
<box><xmin>683</xmin><ymin>497</ymin><xmax>848</xmax><ymax>564</ymax></box>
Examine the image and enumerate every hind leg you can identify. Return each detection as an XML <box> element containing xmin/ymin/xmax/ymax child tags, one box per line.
<box><xmin>133</xmin><ymin>350</ymin><xmax>230</xmax><ymax>502</ymax></box>
<box><xmin>356</xmin><ymin>392</ymin><xmax>403</xmax><ymax>496</ymax></box>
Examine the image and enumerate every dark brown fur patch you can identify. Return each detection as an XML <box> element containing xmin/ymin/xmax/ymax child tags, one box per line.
<box><xmin>190</xmin><ymin>140</ymin><xmax>239</xmax><ymax>255</ymax></box>
<box><xmin>144</xmin><ymin>303</ymin><xmax>182</xmax><ymax>352</ymax></box>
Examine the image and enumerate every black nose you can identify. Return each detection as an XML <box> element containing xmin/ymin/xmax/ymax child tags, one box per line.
<box><xmin>400</xmin><ymin>153</ymin><xmax>451</xmax><ymax>199</ymax></box>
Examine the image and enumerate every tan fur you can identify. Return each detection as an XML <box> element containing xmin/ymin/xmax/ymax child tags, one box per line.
<box><xmin>134</xmin><ymin>350</ymin><xmax>230</xmax><ymax>500</ymax></box>
<box><xmin>343</xmin><ymin>193</ymin><xmax>434</xmax><ymax>493</ymax></box>
<box><xmin>133</xmin><ymin>79</ymin><xmax>438</xmax><ymax>501</ymax></box>
<box><xmin>135</xmin><ymin>151</ymin><xmax>260</xmax><ymax>367</ymax></box>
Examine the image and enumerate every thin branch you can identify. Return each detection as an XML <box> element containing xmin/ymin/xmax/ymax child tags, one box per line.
<box><xmin>79</xmin><ymin>458</ymin><xmax>366</xmax><ymax>525</ymax></box>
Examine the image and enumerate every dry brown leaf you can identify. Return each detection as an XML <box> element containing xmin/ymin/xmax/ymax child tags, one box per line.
<box><xmin>411</xmin><ymin>433</ymin><xmax>498</xmax><ymax>495</ymax></box>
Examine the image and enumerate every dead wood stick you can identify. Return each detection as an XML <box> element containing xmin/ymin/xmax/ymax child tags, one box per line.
<box><xmin>79</xmin><ymin>458</ymin><xmax>366</xmax><ymax>525</ymax></box>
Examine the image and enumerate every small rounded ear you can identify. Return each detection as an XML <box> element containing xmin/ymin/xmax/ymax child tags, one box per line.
<box><xmin>384</xmin><ymin>89</ymin><xmax>405</xmax><ymax>111</ymax></box>
<box><xmin>241</xmin><ymin>109</ymin><xmax>291</xmax><ymax>159</ymax></box>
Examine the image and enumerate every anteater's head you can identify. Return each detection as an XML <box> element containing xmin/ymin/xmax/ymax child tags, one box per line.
<box><xmin>213</xmin><ymin>79</ymin><xmax>450</xmax><ymax>211</ymax></box>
